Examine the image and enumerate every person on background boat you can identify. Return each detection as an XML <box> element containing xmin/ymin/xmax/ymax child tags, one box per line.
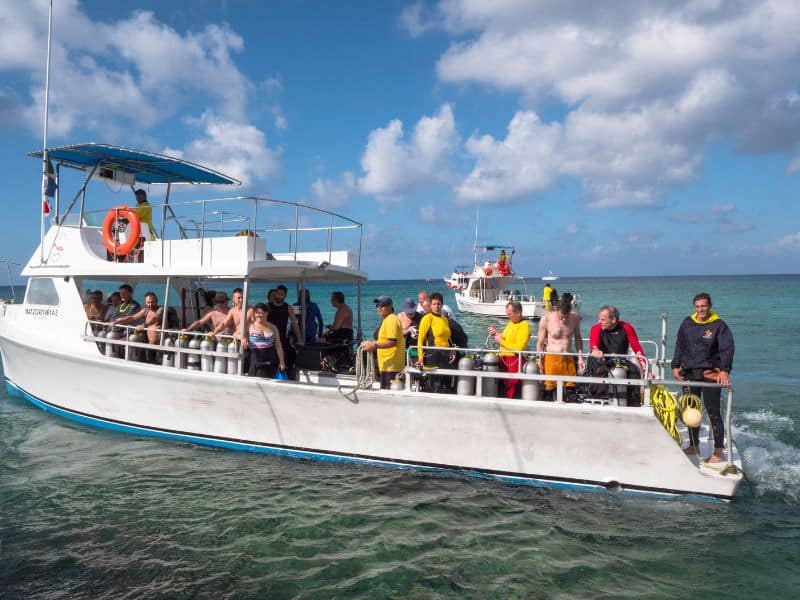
<box><xmin>588</xmin><ymin>305</ymin><xmax>647</xmax><ymax>405</ymax></box>
<box><xmin>113</xmin><ymin>291</ymin><xmax>164</xmax><ymax>362</ymax></box>
<box><xmin>536</xmin><ymin>297</ymin><xmax>584</xmax><ymax>400</ymax></box>
<box><xmin>488</xmin><ymin>301</ymin><xmax>531</xmax><ymax>399</ymax></box>
<box><xmin>243</xmin><ymin>303</ymin><xmax>285</xmax><ymax>378</ymax></box>
<box><xmin>293</xmin><ymin>289</ymin><xmax>324</xmax><ymax>344</ymax></box>
<box><xmin>325</xmin><ymin>291</ymin><xmax>353</xmax><ymax>344</ymax></box>
<box><xmin>416</xmin><ymin>292</ymin><xmax>456</xmax><ymax>393</ymax></box>
<box><xmin>268</xmin><ymin>284</ymin><xmax>303</xmax><ymax>378</ymax></box>
<box><xmin>671</xmin><ymin>293</ymin><xmax>735</xmax><ymax>463</ymax></box>
<box><xmin>361</xmin><ymin>296</ymin><xmax>404</xmax><ymax>389</ymax></box>
<box><xmin>184</xmin><ymin>291</ymin><xmax>232</xmax><ymax>334</ymax></box>
<box><xmin>497</xmin><ymin>250</ymin><xmax>511</xmax><ymax>276</ymax></box>
<box><xmin>542</xmin><ymin>283</ymin><xmax>554</xmax><ymax>311</ymax></box>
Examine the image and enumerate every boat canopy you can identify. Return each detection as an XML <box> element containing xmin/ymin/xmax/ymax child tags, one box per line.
<box><xmin>28</xmin><ymin>143</ymin><xmax>241</xmax><ymax>186</ymax></box>
<box><xmin>476</xmin><ymin>244</ymin><xmax>515</xmax><ymax>253</ymax></box>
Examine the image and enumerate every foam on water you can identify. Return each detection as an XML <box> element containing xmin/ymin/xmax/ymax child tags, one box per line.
<box><xmin>735</xmin><ymin>409</ymin><xmax>800</xmax><ymax>502</ymax></box>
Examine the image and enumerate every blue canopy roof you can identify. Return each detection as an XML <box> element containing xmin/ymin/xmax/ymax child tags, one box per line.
<box><xmin>28</xmin><ymin>143</ymin><xmax>241</xmax><ymax>185</ymax></box>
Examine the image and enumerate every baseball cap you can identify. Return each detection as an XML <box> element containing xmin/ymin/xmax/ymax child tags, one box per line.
<box><xmin>373</xmin><ymin>295</ymin><xmax>393</xmax><ymax>307</ymax></box>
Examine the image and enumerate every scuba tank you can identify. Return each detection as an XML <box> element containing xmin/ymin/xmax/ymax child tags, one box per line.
<box><xmin>213</xmin><ymin>340</ymin><xmax>228</xmax><ymax>373</ymax></box>
<box><xmin>227</xmin><ymin>340</ymin><xmax>239</xmax><ymax>375</ymax></box>
<box><xmin>389</xmin><ymin>377</ymin><xmax>405</xmax><ymax>391</ymax></box>
<box><xmin>456</xmin><ymin>355</ymin><xmax>475</xmax><ymax>396</ymax></box>
<box><xmin>482</xmin><ymin>352</ymin><xmax>499</xmax><ymax>397</ymax></box>
<box><xmin>200</xmin><ymin>337</ymin><xmax>214</xmax><ymax>372</ymax></box>
<box><xmin>609</xmin><ymin>360</ymin><xmax>628</xmax><ymax>406</ymax></box>
<box><xmin>128</xmin><ymin>331</ymin><xmax>143</xmax><ymax>362</ymax></box>
<box><xmin>186</xmin><ymin>337</ymin><xmax>201</xmax><ymax>370</ymax></box>
<box><xmin>95</xmin><ymin>329</ymin><xmax>107</xmax><ymax>354</ymax></box>
<box><xmin>177</xmin><ymin>335</ymin><xmax>189</xmax><ymax>369</ymax></box>
<box><xmin>521</xmin><ymin>358</ymin><xmax>541</xmax><ymax>401</ymax></box>
<box><xmin>162</xmin><ymin>337</ymin><xmax>175</xmax><ymax>368</ymax></box>
<box><xmin>105</xmin><ymin>329</ymin><xmax>120</xmax><ymax>358</ymax></box>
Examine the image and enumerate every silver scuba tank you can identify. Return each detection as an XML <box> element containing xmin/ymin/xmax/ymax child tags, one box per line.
<box><xmin>456</xmin><ymin>355</ymin><xmax>475</xmax><ymax>396</ymax></box>
<box><xmin>162</xmin><ymin>337</ymin><xmax>175</xmax><ymax>368</ymax></box>
<box><xmin>609</xmin><ymin>361</ymin><xmax>628</xmax><ymax>406</ymax></box>
<box><xmin>213</xmin><ymin>340</ymin><xmax>228</xmax><ymax>373</ymax></box>
<box><xmin>482</xmin><ymin>352</ymin><xmax>499</xmax><ymax>397</ymax></box>
<box><xmin>105</xmin><ymin>329</ymin><xmax>120</xmax><ymax>358</ymax></box>
<box><xmin>521</xmin><ymin>358</ymin><xmax>541</xmax><ymax>401</ymax></box>
<box><xmin>128</xmin><ymin>331</ymin><xmax>143</xmax><ymax>362</ymax></box>
<box><xmin>200</xmin><ymin>337</ymin><xmax>214</xmax><ymax>372</ymax></box>
<box><xmin>186</xmin><ymin>337</ymin><xmax>201</xmax><ymax>370</ymax></box>
<box><xmin>227</xmin><ymin>340</ymin><xmax>239</xmax><ymax>375</ymax></box>
<box><xmin>177</xmin><ymin>335</ymin><xmax>189</xmax><ymax>369</ymax></box>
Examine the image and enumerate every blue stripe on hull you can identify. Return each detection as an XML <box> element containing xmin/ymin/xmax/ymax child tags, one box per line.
<box><xmin>4</xmin><ymin>379</ymin><xmax>727</xmax><ymax>503</ymax></box>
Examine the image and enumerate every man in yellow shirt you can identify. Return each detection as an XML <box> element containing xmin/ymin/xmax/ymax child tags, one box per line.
<box><xmin>360</xmin><ymin>295</ymin><xmax>405</xmax><ymax>389</ymax></box>
<box><xmin>488</xmin><ymin>301</ymin><xmax>531</xmax><ymax>398</ymax></box>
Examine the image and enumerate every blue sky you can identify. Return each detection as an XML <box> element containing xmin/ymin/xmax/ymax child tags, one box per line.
<box><xmin>1</xmin><ymin>0</ymin><xmax>799</xmax><ymax>278</ymax></box>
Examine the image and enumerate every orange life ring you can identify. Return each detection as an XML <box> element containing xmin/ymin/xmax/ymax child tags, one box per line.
<box><xmin>102</xmin><ymin>205</ymin><xmax>141</xmax><ymax>256</ymax></box>
<box><xmin>484</xmin><ymin>266</ymin><xmax>493</xmax><ymax>276</ymax></box>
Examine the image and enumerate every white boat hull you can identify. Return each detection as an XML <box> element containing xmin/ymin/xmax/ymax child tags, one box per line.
<box><xmin>0</xmin><ymin>334</ymin><xmax>743</xmax><ymax>500</ymax></box>
<box><xmin>455</xmin><ymin>292</ymin><xmax>545</xmax><ymax>319</ymax></box>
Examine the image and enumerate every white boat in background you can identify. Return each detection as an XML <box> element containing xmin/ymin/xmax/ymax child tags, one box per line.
<box><xmin>542</xmin><ymin>270</ymin><xmax>558</xmax><ymax>282</ymax></box>
<box><xmin>444</xmin><ymin>266</ymin><xmax>470</xmax><ymax>290</ymax></box>
<box><xmin>454</xmin><ymin>245</ymin><xmax>580</xmax><ymax>319</ymax></box>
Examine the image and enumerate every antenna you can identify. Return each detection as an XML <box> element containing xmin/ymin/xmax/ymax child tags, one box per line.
<box><xmin>40</xmin><ymin>0</ymin><xmax>54</xmax><ymax>263</ymax></box>
<box><xmin>473</xmin><ymin>203</ymin><xmax>479</xmax><ymax>267</ymax></box>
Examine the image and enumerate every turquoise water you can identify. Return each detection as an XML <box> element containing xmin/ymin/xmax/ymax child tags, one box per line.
<box><xmin>2</xmin><ymin>276</ymin><xmax>800</xmax><ymax>597</ymax></box>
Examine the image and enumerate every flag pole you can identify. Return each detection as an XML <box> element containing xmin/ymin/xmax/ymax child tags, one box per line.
<box><xmin>40</xmin><ymin>0</ymin><xmax>53</xmax><ymax>263</ymax></box>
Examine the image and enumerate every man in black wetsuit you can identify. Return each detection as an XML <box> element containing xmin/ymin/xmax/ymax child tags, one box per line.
<box><xmin>671</xmin><ymin>293</ymin><xmax>735</xmax><ymax>463</ymax></box>
<box><xmin>587</xmin><ymin>305</ymin><xmax>647</xmax><ymax>405</ymax></box>
<box><xmin>267</xmin><ymin>285</ymin><xmax>303</xmax><ymax>378</ymax></box>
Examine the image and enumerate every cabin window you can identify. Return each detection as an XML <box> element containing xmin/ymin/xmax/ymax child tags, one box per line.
<box><xmin>25</xmin><ymin>277</ymin><xmax>60</xmax><ymax>306</ymax></box>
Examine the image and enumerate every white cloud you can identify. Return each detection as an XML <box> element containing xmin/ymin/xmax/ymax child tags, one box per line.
<box><xmin>777</xmin><ymin>232</ymin><xmax>800</xmax><ymax>248</ymax></box>
<box><xmin>359</xmin><ymin>104</ymin><xmax>457</xmax><ymax>201</ymax></box>
<box><xmin>2</xmin><ymin>2</ymin><xmax>254</xmax><ymax>141</ymax></box>
<box><xmin>399</xmin><ymin>3</ymin><xmax>437</xmax><ymax>38</ymax></box>
<box><xmin>163</xmin><ymin>112</ymin><xmax>281</xmax><ymax>186</ymax></box>
<box><xmin>309</xmin><ymin>172</ymin><xmax>358</xmax><ymax>209</ymax></box>
<box><xmin>711</xmin><ymin>203</ymin><xmax>735</xmax><ymax>215</ymax></box>
<box><xmin>430</xmin><ymin>0</ymin><xmax>800</xmax><ymax>207</ymax></box>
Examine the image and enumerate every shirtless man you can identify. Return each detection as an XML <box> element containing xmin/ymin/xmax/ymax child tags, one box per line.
<box><xmin>184</xmin><ymin>291</ymin><xmax>232</xmax><ymax>335</ymax></box>
<box><xmin>213</xmin><ymin>288</ymin><xmax>252</xmax><ymax>340</ymax></box>
<box><xmin>536</xmin><ymin>297</ymin><xmax>584</xmax><ymax>399</ymax></box>
<box><xmin>326</xmin><ymin>291</ymin><xmax>353</xmax><ymax>343</ymax></box>
<box><xmin>113</xmin><ymin>292</ymin><xmax>165</xmax><ymax>362</ymax></box>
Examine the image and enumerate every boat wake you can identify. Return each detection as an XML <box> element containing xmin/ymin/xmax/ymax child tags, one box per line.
<box><xmin>735</xmin><ymin>408</ymin><xmax>800</xmax><ymax>503</ymax></box>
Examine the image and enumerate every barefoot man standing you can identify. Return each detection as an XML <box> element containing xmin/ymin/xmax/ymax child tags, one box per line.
<box><xmin>536</xmin><ymin>297</ymin><xmax>584</xmax><ymax>400</ymax></box>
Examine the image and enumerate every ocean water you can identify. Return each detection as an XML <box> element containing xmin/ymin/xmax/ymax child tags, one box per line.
<box><xmin>2</xmin><ymin>275</ymin><xmax>800</xmax><ymax>598</ymax></box>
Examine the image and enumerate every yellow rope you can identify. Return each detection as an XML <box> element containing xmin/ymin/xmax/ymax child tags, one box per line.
<box><xmin>651</xmin><ymin>385</ymin><xmax>681</xmax><ymax>445</ymax></box>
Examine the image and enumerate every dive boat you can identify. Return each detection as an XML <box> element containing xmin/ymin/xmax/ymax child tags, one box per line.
<box><xmin>0</xmin><ymin>144</ymin><xmax>745</xmax><ymax>501</ymax></box>
<box><xmin>453</xmin><ymin>245</ymin><xmax>579</xmax><ymax>319</ymax></box>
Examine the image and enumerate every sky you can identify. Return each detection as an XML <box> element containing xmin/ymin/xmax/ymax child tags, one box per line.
<box><xmin>0</xmin><ymin>0</ymin><xmax>798</xmax><ymax>279</ymax></box>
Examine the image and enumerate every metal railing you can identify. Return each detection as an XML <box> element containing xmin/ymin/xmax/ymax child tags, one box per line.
<box><xmin>0</xmin><ymin>259</ymin><xmax>27</xmax><ymax>303</ymax></box>
<box><xmin>81</xmin><ymin>196</ymin><xmax>364</xmax><ymax>270</ymax></box>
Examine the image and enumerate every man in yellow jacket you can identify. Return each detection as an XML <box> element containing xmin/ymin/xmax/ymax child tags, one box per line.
<box><xmin>488</xmin><ymin>301</ymin><xmax>531</xmax><ymax>398</ymax></box>
<box><xmin>361</xmin><ymin>295</ymin><xmax>405</xmax><ymax>389</ymax></box>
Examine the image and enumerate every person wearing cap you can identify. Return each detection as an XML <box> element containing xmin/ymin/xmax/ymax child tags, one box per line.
<box><xmin>361</xmin><ymin>296</ymin><xmax>405</xmax><ymax>389</ymax></box>
<box><xmin>183</xmin><ymin>291</ymin><xmax>232</xmax><ymax>334</ymax></box>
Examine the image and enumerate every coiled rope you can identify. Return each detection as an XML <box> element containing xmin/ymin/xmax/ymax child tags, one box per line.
<box><xmin>355</xmin><ymin>345</ymin><xmax>376</xmax><ymax>389</ymax></box>
<box><xmin>651</xmin><ymin>385</ymin><xmax>740</xmax><ymax>475</ymax></box>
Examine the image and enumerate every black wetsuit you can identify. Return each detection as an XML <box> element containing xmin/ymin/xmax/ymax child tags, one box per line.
<box><xmin>671</xmin><ymin>314</ymin><xmax>735</xmax><ymax>449</ymax></box>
